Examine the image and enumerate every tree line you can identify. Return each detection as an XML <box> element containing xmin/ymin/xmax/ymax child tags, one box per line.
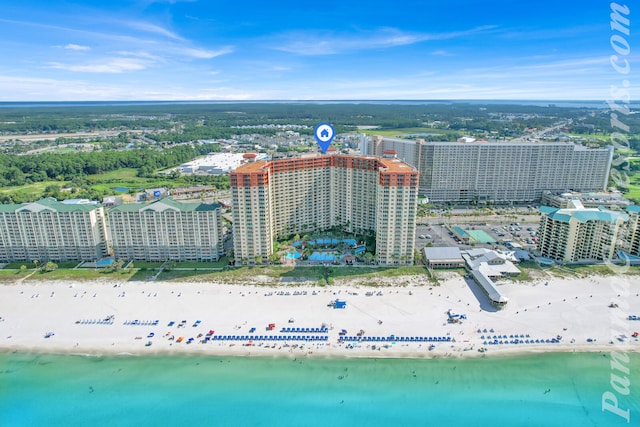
<box><xmin>0</xmin><ymin>144</ymin><xmax>216</xmax><ymax>187</ymax></box>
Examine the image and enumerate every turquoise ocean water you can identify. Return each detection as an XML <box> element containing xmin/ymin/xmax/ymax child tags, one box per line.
<box><xmin>0</xmin><ymin>352</ymin><xmax>638</xmax><ymax>427</ymax></box>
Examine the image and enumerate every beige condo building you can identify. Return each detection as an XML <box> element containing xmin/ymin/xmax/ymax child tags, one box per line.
<box><xmin>230</xmin><ymin>154</ymin><xmax>419</xmax><ymax>265</ymax></box>
<box><xmin>537</xmin><ymin>200</ymin><xmax>628</xmax><ymax>263</ymax></box>
<box><xmin>108</xmin><ymin>198</ymin><xmax>224</xmax><ymax>261</ymax></box>
<box><xmin>626</xmin><ymin>205</ymin><xmax>640</xmax><ymax>257</ymax></box>
<box><xmin>0</xmin><ymin>198</ymin><xmax>108</xmax><ymax>262</ymax></box>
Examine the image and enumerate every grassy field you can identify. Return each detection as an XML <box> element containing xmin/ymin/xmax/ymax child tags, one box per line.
<box><xmin>359</xmin><ymin>127</ymin><xmax>460</xmax><ymax>139</ymax></box>
<box><xmin>2</xmin><ymin>261</ymin><xmax>80</xmax><ymax>269</ymax></box>
<box><xmin>625</xmin><ymin>187</ymin><xmax>640</xmax><ymax>203</ymax></box>
<box><xmin>0</xmin><ymin>270</ymin><xmax>30</xmax><ymax>282</ymax></box>
<box><xmin>621</xmin><ymin>168</ymin><xmax>640</xmax><ymax>203</ymax></box>
<box><xmin>171</xmin><ymin>259</ymin><xmax>229</xmax><ymax>269</ymax></box>
<box><xmin>128</xmin><ymin>261</ymin><xmax>165</xmax><ymax>269</ymax></box>
<box><xmin>88</xmin><ymin>168</ymin><xmax>162</xmax><ymax>193</ymax></box>
<box><xmin>0</xmin><ymin>166</ymin><xmax>226</xmax><ymax>201</ymax></box>
<box><xmin>2</xmin><ymin>262</ymin><xmax>35</xmax><ymax>269</ymax></box>
<box><xmin>566</xmin><ymin>133</ymin><xmax>612</xmax><ymax>141</ymax></box>
<box><xmin>0</xmin><ymin>180</ymin><xmax>69</xmax><ymax>200</ymax></box>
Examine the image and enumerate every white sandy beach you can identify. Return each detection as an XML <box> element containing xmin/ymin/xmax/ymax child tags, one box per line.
<box><xmin>0</xmin><ymin>273</ymin><xmax>639</xmax><ymax>359</ymax></box>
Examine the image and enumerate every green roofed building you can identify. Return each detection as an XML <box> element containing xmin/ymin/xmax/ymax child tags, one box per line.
<box><xmin>0</xmin><ymin>198</ymin><xmax>108</xmax><ymax>262</ymax></box>
<box><xmin>108</xmin><ymin>198</ymin><xmax>223</xmax><ymax>261</ymax></box>
<box><xmin>537</xmin><ymin>200</ymin><xmax>628</xmax><ymax>263</ymax></box>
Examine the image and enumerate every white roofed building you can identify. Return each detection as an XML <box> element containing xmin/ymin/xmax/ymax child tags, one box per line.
<box><xmin>422</xmin><ymin>247</ymin><xmax>465</xmax><ymax>269</ymax></box>
<box><xmin>180</xmin><ymin>153</ymin><xmax>267</xmax><ymax>175</ymax></box>
<box><xmin>462</xmin><ymin>248</ymin><xmax>521</xmax><ymax>278</ymax></box>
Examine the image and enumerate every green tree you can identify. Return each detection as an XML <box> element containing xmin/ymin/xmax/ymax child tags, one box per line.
<box><xmin>113</xmin><ymin>259</ymin><xmax>125</xmax><ymax>272</ymax></box>
<box><xmin>43</xmin><ymin>261</ymin><xmax>58</xmax><ymax>272</ymax></box>
<box><xmin>269</xmin><ymin>253</ymin><xmax>281</xmax><ymax>265</ymax></box>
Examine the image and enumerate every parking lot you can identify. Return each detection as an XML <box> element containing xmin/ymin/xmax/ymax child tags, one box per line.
<box><xmin>415</xmin><ymin>220</ymin><xmax>540</xmax><ymax>252</ymax></box>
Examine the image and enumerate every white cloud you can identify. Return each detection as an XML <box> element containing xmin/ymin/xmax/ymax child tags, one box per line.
<box><xmin>0</xmin><ymin>70</ymin><xmax>621</xmax><ymax>101</ymax></box>
<box><xmin>272</xmin><ymin>26</ymin><xmax>497</xmax><ymax>55</ymax></box>
<box><xmin>462</xmin><ymin>57</ymin><xmax>610</xmax><ymax>80</ymax></box>
<box><xmin>116</xmin><ymin>50</ymin><xmax>165</xmax><ymax>62</ymax></box>
<box><xmin>48</xmin><ymin>57</ymin><xmax>150</xmax><ymax>73</ymax></box>
<box><xmin>0</xmin><ymin>73</ymin><xmax>280</xmax><ymax>101</ymax></box>
<box><xmin>123</xmin><ymin>20</ymin><xmax>185</xmax><ymax>41</ymax></box>
<box><xmin>63</xmin><ymin>43</ymin><xmax>91</xmax><ymax>51</ymax></box>
<box><xmin>0</xmin><ymin>75</ymin><xmax>120</xmax><ymax>100</ymax></box>
<box><xmin>179</xmin><ymin>46</ymin><xmax>234</xmax><ymax>59</ymax></box>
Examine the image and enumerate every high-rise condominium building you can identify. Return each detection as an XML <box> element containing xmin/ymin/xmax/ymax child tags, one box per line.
<box><xmin>109</xmin><ymin>198</ymin><xmax>224</xmax><ymax>261</ymax></box>
<box><xmin>230</xmin><ymin>154</ymin><xmax>419</xmax><ymax>265</ymax></box>
<box><xmin>537</xmin><ymin>200</ymin><xmax>628</xmax><ymax>263</ymax></box>
<box><xmin>0</xmin><ymin>198</ymin><xmax>108</xmax><ymax>262</ymax></box>
<box><xmin>363</xmin><ymin>136</ymin><xmax>613</xmax><ymax>203</ymax></box>
<box><xmin>626</xmin><ymin>205</ymin><xmax>640</xmax><ymax>257</ymax></box>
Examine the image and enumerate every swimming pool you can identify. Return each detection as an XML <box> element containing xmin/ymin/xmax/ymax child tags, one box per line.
<box><xmin>95</xmin><ymin>257</ymin><xmax>114</xmax><ymax>266</ymax></box>
<box><xmin>308</xmin><ymin>252</ymin><xmax>336</xmax><ymax>262</ymax></box>
<box><xmin>285</xmin><ymin>252</ymin><xmax>301</xmax><ymax>259</ymax></box>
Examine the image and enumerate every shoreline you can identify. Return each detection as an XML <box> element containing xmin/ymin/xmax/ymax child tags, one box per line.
<box><xmin>2</xmin><ymin>345</ymin><xmax>638</xmax><ymax>361</ymax></box>
<box><xmin>1</xmin><ymin>274</ymin><xmax>639</xmax><ymax>360</ymax></box>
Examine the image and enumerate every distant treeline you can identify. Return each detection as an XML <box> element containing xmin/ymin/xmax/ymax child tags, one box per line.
<box><xmin>0</xmin><ymin>144</ymin><xmax>215</xmax><ymax>187</ymax></box>
<box><xmin>3</xmin><ymin>102</ymin><xmax>638</xmax><ymax>136</ymax></box>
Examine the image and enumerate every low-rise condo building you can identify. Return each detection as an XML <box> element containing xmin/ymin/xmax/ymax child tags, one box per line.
<box><xmin>230</xmin><ymin>154</ymin><xmax>419</xmax><ymax>265</ymax></box>
<box><xmin>537</xmin><ymin>200</ymin><xmax>628</xmax><ymax>263</ymax></box>
<box><xmin>0</xmin><ymin>198</ymin><xmax>108</xmax><ymax>262</ymax></box>
<box><xmin>108</xmin><ymin>198</ymin><xmax>223</xmax><ymax>261</ymax></box>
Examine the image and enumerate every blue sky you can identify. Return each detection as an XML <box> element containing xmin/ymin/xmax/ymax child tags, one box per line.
<box><xmin>0</xmin><ymin>0</ymin><xmax>635</xmax><ymax>100</ymax></box>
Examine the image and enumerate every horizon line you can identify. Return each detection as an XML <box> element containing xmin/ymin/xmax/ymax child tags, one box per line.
<box><xmin>0</xmin><ymin>99</ymin><xmax>618</xmax><ymax>104</ymax></box>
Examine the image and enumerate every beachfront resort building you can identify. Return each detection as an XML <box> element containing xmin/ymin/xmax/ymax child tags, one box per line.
<box><xmin>108</xmin><ymin>198</ymin><xmax>224</xmax><ymax>261</ymax></box>
<box><xmin>0</xmin><ymin>198</ymin><xmax>108</xmax><ymax>262</ymax></box>
<box><xmin>536</xmin><ymin>201</ymin><xmax>628</xmax><ymax>263</ymax></box>
<box><xmin>362</xmin><ymin>136</ymin><xmax>613</xmax><ymax>203</ymax></box>
<box><xmin>230</xmin><ymin>154</ymin><xmax>419</xmax><ymax>265</ymax></box>
<box><xmin>626</xmin><ymin>205</ymin><xmax>640</xmax><ymax>257</ymax></box>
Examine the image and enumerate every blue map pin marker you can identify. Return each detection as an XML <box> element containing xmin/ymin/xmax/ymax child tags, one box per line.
<box><xmin>314</xmin><ymin>122</ymin><xmax>335</xmax><ymax>154</ymax></box>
